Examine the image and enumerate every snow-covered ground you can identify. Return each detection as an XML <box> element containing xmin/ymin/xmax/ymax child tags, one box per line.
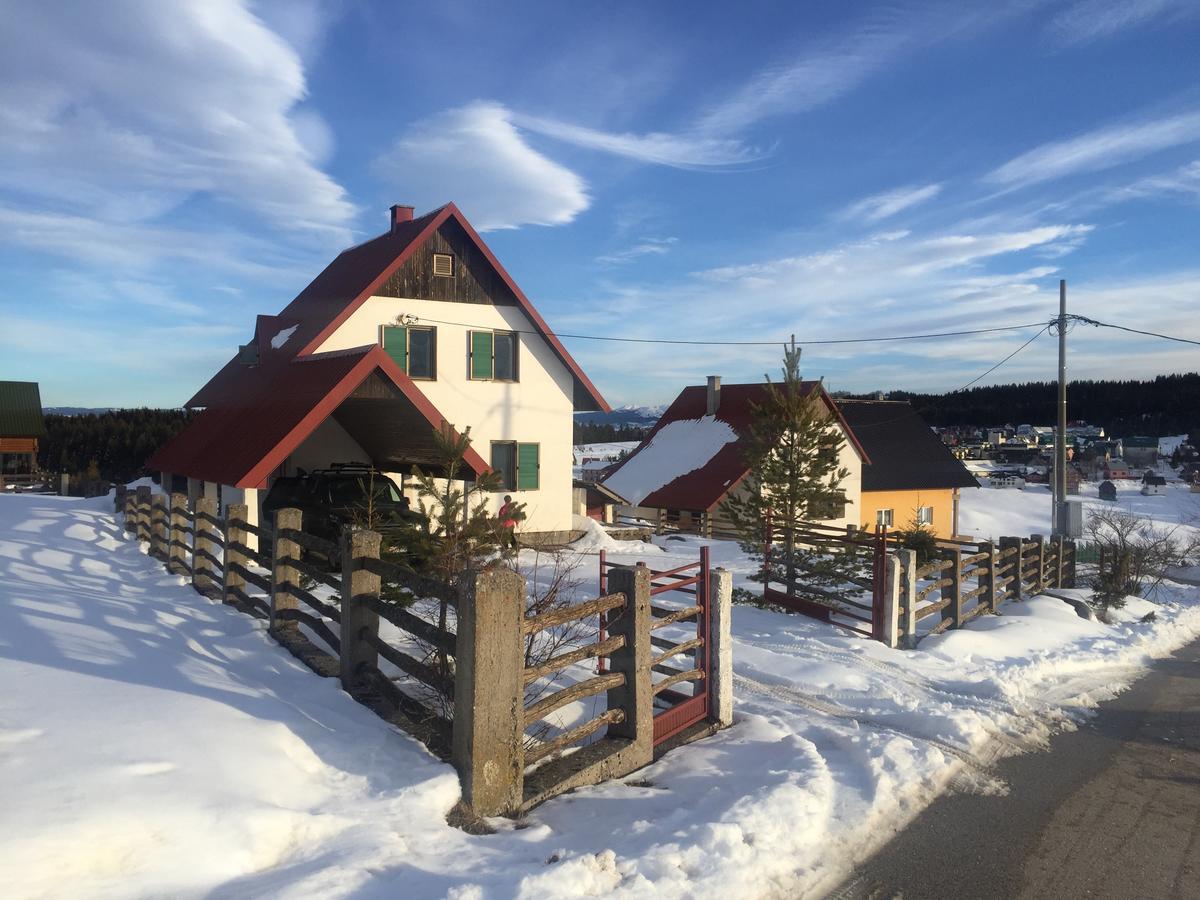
<box><xmin>960</xmin><ymin>479</ymin><xmax>1200</xmax><ymax>543</ymax></box>
<box><xmin>4</xmin><ymin>488</ymin><xmax>1200</xmax><ymax>898</ymax></box>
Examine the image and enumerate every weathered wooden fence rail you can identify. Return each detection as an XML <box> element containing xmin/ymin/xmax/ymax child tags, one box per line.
<box><xmin>892</xmin><ymin>532</ymin><xmax>1076</xmax><ymax>648</ymax></box>
<box><xmin>117</xmin><ymin>491</ymin><xmax>733</xmax><ymax>818</ymax></box>
<box><xmin>751</xmin><ymin>515</ymin><xmax>1077</xmax><ymax>649</ymax></box>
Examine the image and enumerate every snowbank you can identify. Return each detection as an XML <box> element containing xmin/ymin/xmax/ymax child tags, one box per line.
<box><xmin>565</xmin><ymin>514</ymin><xmax>664</xmax><ymax>555</ymax></box>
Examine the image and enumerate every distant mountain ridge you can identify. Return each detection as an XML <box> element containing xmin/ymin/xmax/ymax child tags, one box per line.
<box><xmin>574</xmin><ymin>405</ymin><xmax>665</xmax><ymax>427</ymax></box>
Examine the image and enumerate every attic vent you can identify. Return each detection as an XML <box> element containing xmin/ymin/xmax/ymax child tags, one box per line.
<box><xmin>432</xmin><ymin>253</ymin><xmax>454</xmax><ymax>277</ymax></box>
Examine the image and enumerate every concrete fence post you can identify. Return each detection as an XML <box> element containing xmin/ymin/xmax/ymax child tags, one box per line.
<box><xmin>222</xmin><ymin>504</ymin><xmax>247</xmax><ymax>606</ymax></box>
<box><xmin>941</xmin><ymin>547</ymin><xmax>963</xmax><ymax>630</ymax></box>
<box><xmin>192</xmin><ymin>497</ymin><xmax>218</xmax><ymax>595</ymax></box>
<box><xmin>123</xmin><ymin>488</ymin><xmax>137</xmax><ymax>533</ymax></box>
<box><xmin>135</xmin><ymin>485</ymin><xmax>152</xmax><ymax>544</ymax></box>
<box><xmin>999</xmin><ymin>537</ymin><xmax>1021</xmax><ymax>602</ymax></box>
<box><xmin>452</xmin><ymin>566</ymin><xmax>526</xmax><ymax>817</ymax></box>
<box><xmin>59</xmin><ymin>473</ymin><xmax>70</xmax><ymax>496</ymax></box>
<box><xmin>270</xmin><ymin>507</ymin><xmax>302</xmax><ymax>634</ymax></box>
<box><xmin>881</xmin><ymin>553</ymin><xmax>902</xmax><ymax>649</ymax></box>
<box><xmin>114</xmin><ymin>483</ymin><xmax>127</xmax><ymax>515</ymax></box>
<box><xmin>150</xmin><ymin>493</ymin><xmax>169</xmax><ymax>559</ymax></box>
<box><xmin>898</xmin><ymin>549</ymin><xmax>917</xmax><ymax>649</ymax></box>
<box><xmin>708</xmin><ymin>566</ymin><xmax>734</xmax><ymax>726</ymax></box>
<box><xmin>340</xmin><ymin>529</ymin><xmax>382</xmax><ymax>689</ymax></box>
<box><xmin>979</xmin><ymin>541</ymin><xmax>997</xmax><ymax>613</ymax></box>
<box><xmin>1065</xmin><ymin>539</ymin><xmax>1078</xmax><ymax>588</ymax></box>
<box><xmin>1031</xmin><ymin>534</ymin><xmax>1046</xmax><ymax>594</ymax></box>
<box><xmin>605</xmin><ymin>563</ymin><xmax>654</xmax><ymax>760</ymax></box>
<box><xmin>168</xmin><ymin>492</ymin><xmax>188</xmax><ymax>575</ymax></box>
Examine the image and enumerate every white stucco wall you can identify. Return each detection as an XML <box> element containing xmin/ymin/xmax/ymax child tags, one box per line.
<box><xmin>314</xmin><ymin>297</ymin><xmax>576</xmax><ymax>533</ymax></box>
<box><xmin>287</xmin><ymin>416</ymin><xmax>369</xmax><ymax>475</ymax></box>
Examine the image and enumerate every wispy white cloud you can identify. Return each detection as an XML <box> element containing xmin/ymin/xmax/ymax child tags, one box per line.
<box><xmin>840</xmin><ymin>183</ymin><xmax>943</xmax><ymax>223</ymax></box>
<box><xmin>513</xmin><ymin>113</ymin><xmax>763</xmax><ymax>168</ymax></box>
<box><xmin>0</xmin><ymin>0</ymin><xmax>355</xmax><ymax>236</ymax></box>
<box><xmin>561</xmin><ymin>220</ymin><xmax>1099</xmax><ymax>404</ymax></box>
<box><xmin>1045</xmin><ymin>0</ymin><xmax>1195</xmax><ymax>46</ymax></box>
<box><xmin>374</xmin><ymin>102</ymin><xmax>589</xmax><ymax>231</ymax></box>
<box><xmin>695</xmin><ymin>26</ymin><xmax>914</xmax><ymax>136</ymax></box>
<box><xmin>596</xmin><ymin>237</ymin><xmax>678</xmax><ymax>266</ymax></box>
<box><xmin>986</xmin><ymin>110</ymin><xmax>1200</xmax><ymax>189</ymax></box>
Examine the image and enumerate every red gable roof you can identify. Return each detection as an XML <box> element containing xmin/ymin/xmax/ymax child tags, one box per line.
<box><xmin>601</xmin><ymin>381</ymin><xmax>867</xmax><ymax>511</ymax></box>
<box><xmin>150</xmin><ymin>345</ymin><xmax>489</xmax><ymax>489</ymax></box>
<box><xmin>189</xmin><ymin>203</ymin><xmax>608</xmax><ymax>412</ymax></box>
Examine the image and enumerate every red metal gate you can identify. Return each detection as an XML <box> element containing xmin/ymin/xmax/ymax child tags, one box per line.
<box><xmin>600</xmin><ymin>547</ymin><xmax>712</xmax><ymax>746</ymax></box>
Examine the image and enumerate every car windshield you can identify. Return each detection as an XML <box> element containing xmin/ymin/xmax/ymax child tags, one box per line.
<box><xmin>327</xmin><ymin>475</ymin><xmax>401</xmax><ymax>506</ymax></box>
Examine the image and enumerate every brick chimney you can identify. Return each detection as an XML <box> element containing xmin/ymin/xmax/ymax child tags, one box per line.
<box><xmin>390</xmin><ymin>204</ymin><xmax>414</xmax><ymax>231</ymax></box>
<box><xmin>706</xmin><ymin>375</ymin><xmax>721</xmax><ymax>416</ymax></box>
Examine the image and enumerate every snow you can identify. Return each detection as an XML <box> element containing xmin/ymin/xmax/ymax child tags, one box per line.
<box><xmin>959</xmin><ymin>479</ymin><xmax>1200</xmax><ymax>543</ymax></box>
<box><xmin>270</xmin><ymin>324</ymin><xmax>298</xmax><ymax>349</ymax></box>
<box><xmin>5</xmin><ymin>485</ymin><xmax>1200</xmax><ymax>897</ymax></box>
<box><xmin>602</xmin><ymin>416</ymin><xmax>736</xmax><ymax>506</ymax></box>
<box><xmin>1159</xmin><ymin>434</ymin><xmax>1189</xmax><ymax>456</ymax></box>
<box><xmin>566</xmin><ymin>514</ymin><xmax>665</xmax><ymax>555</ymax></box>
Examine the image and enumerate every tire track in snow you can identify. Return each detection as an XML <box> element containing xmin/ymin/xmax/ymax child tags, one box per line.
<box><xmin>732</xmin><ymin>672</ymin><xmax>1021</xmax><ymax>794</ymax></box>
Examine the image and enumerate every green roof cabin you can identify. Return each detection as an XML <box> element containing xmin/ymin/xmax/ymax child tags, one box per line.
<box><xmin>0</xmin><ymin>381</ymin><xmax>45</xmax><ymax>488</ymax></box>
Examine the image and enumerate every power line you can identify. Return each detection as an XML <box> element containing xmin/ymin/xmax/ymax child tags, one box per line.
<box><xmin>953</xmin><ymin>326</ymin><xmax>1049</xmax><ymax>392</ymax></box>
<box><xmin>1068</xmin><ymin>315</ymin><xmax>1200</xmax><ymax>348</ymax></box>
<box><xmin>403</xmin><ymin>313</ymin><xmax>1049</xmax><ymax>347</ymax></box>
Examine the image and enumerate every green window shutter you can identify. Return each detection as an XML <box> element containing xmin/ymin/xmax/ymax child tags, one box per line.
<box><xmin>383</xmin><ymin>326</ymin><xmax>407</xmax><ymax>371</ymax></box>
<box><xmin>471</xmin><ymin>331</ymin><xmax>493</xmax><ymax>379</ymax></box>
<box><xmin>517</xmin><ymin>443</ymin><xmax>539</xmax><ymax>490</ymax></box>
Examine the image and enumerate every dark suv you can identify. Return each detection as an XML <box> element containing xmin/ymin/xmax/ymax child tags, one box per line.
<box><xmin>262</xmin><ymin>465</ymin><xmax>427</xmax><ymax>549</ymax></box>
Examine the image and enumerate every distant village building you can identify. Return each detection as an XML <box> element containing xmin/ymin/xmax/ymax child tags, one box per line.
<box><xmin>1098</xmin><ymin>480</ymin><xmax>1118</xmax><ymax>501</ymax></box>
<box><xmin>1103</xmin><ymin>459</ymin><xmax>1131</xmax><ymax>480</ymax></box>
<box><xmin>0</xmin><ymin>381</ymin><xmax>45</xmax><ymax>487</ymax></box>
<box><xmin>1122</xmin><ymin>436</ymin><xmax>1159</xmax><ymax>468</ymax></box>
<box><xmin>1141</xmin><ymin>475</ymin><xmax>1167</xmax><ymax>496</ymax></box>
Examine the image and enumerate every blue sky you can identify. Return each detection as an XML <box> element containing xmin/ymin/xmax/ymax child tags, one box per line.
<box><xmin>2</xmin><ymin>0</ymin><xmax>1199</xmax><ymax>408</ymax></box>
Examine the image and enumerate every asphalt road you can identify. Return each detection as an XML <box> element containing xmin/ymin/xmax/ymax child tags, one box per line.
<box><xmin>832</xmin><ymin>639</ymin><xmax>1200</xmax><ymax>899</ymax></box>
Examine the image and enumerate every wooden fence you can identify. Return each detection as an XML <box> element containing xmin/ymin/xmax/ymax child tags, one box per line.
<box><xmin>891</xmin><ymin>533</ymin><xmax>1077</xmax><ymax>648</ymax></box>
<box><xmin>116</xmin><ymin>487</ymin><xmax>733</xmax><ymax>817</ymax></box>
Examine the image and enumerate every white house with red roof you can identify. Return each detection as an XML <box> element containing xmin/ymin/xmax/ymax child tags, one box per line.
<box><xmin>602</xmin><ymin>377</ymin><xmax>866</xmax><ymax>535</ymax></box>
<box><xmin>151</xmin><ymin>204</ymin><xmax>609</xmax><ymax>540</ymax></box>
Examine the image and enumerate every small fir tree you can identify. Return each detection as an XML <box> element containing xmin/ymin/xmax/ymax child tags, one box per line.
<box><xmin>408</xmin><ymin>424</ymin><xmax>521</xmax><ymax>700</ymax></box>
<box><xmin>721</xmin><ymin>341</ymin><xmax>866</xmax><ymax>605</ymax></box>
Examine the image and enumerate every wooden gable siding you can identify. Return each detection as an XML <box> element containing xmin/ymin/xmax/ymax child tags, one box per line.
<box><xmin>376</xmin><ymin>220</ymin><xmax>518</xmax><ymax>306</ymax></box>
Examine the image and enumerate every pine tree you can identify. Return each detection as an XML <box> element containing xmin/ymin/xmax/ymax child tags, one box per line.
<box><xmin>721</xmin><ymin>341</ymin><xmax>866</xmax><ymax>605</ymax></box>
<box><xmin>408</xmin><ymin>423</ymin><xmax>518</xmax><ymax>706</ymax></box>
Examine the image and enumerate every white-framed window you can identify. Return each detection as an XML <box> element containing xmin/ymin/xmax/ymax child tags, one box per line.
<box><xmin>876</xmin><ymin>508</ymin><xmax>894</xmax><ymax>527</ymax></box>
<box><xmin>917</xmin><ymin>505</ymin><xmax>934</xmax><ymax>526</ymax></box>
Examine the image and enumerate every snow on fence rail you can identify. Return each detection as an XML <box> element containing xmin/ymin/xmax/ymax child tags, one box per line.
<box><xmin>113</xmin><ymin>485</ymin><xmax>733</xmax><ymax>818</ymax></box>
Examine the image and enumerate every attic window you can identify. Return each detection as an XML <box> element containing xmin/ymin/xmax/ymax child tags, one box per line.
<box><xmin>237</xmin><ymin>342</ymin><xmax>259</xmax><ymax>366</ymax></box>
<box><xmin>432</xmin><ymin>253</ymin><xmax>454</xmax><ymax>277</ymax></box>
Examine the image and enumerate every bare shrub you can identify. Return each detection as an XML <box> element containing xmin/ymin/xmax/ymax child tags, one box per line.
<box><xmin>1085</xmin><ymin>507</ymin><xmax>1199</xmax><ymax>619</ymax></box>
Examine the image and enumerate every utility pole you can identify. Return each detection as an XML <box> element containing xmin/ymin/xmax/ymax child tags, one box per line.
<box><xmin>1054</xmin><ymin>279</ymin><xmax>1068</xmax><ymax>535</ymax></box>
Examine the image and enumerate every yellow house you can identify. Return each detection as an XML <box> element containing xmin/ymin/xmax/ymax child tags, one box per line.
<box><xmin>837</xmin><ymin>400</ymin><xmax>979</xmax><ymax>539</ymax></box>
